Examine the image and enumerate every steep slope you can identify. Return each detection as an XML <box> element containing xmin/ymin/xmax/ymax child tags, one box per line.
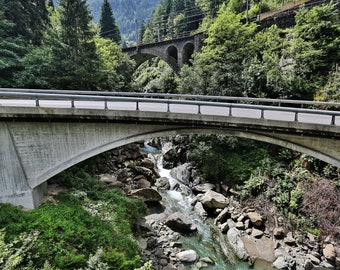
<box><xmin>53</xmin><ymin>0</ymin><xmax>161</xmax><ymax>41</ymax></box>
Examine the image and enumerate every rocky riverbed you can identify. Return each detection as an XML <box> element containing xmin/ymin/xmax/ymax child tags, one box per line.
<box><xmin>94</xmin><ymin>139</ymin><xmax>339</xmax><ymax>270</ymax></box>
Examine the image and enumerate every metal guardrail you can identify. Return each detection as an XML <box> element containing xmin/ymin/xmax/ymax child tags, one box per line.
<box><xmin>0</xmin><ymin>89</ymin><xmax>339</xmax><ymax>126</ymax></box>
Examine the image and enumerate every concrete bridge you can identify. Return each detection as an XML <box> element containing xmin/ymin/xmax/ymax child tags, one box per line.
<box><xmin>122</xmin><ymin>33</ymin><xmax>204</xmax><ymax>73</ymax></box>
<box><xmin>0</xmin><ymin>89</ymin><xmax>339</xmax><ymax>209</ymax></box>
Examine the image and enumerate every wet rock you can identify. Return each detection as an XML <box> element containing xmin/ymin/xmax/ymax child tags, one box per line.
<box><xmin>194</xmin><ymin>202</ymin><xmax>208</xmax><ymax>219</ymax></box>
<box><xmin>247</xmin><ymin>212</ymin><xmax>263</xmax><ymax>227</ymax></box>
<box><xmin>165</xmin><ymin>212</ymin><xmax>197</xmax><ymax>233</ymax></box>
<box><xmin>155</xmin><ymin>177</ymin><xmax>170</xmax><ymax>190</ymax></box>
<box><xmin>198</xmin><ymin>190</ymin><xmax>229</xmax><ymax>209</ymax></box>
<box><xmin>130</xmin><ymin>188</ymin><xmax>162</xmax><ymax>202</ymax></box>
<box><xmin>176</xmin><ymin>250</ymin><xmax>198</xmax><ymax>263</ymax></box>
<box><xmin>170</xmin><ymin>163</ymin><xmax>192</xmax><ymax>185</ymax></box>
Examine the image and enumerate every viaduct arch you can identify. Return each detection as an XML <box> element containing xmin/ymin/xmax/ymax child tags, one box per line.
<box><xmin>123</xmin><ymin>34</ymin><xmax>204</xmax><ymax>73</ymax></box>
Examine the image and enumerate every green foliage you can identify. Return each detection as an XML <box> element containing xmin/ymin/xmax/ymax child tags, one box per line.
<box><xmin>132</xmin><ymin>59</ymin><xmax>178</xmax><ymax>93</ymax></box>
<box><xmin>0</xmin><ymin>5</ymin><xmax>27</xmax><ymax>87</ymax></box>
<box><xmin>0</xmin><ymin>167</ymin><xmax>146</xmax><ymax>269</ymax></box>
<box><xmin>188</xmin><ymin>135</ymin><xmax>272</xmax><ymax>185</ymax></box>
<box><xmin>179</xmin><ymin>5</ymin><xmax>257</xmax><ymax>96</ymax></box>
<box><xmin>0</xmin><ymin>229</ymin><xmax>40</xmax><ymax>270</ymax></box>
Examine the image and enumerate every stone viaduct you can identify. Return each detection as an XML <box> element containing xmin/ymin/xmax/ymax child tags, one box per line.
<box><xmin>0</xmin><ymin>97</ymin><xmax>339</xmax><ymax>209</ymax></box>
<box><xmin>122</xmin><ymin>33</ymin><xmax>204</xmax><ymax>73</ymax></box>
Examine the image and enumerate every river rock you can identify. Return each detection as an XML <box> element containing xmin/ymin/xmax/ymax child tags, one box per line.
<box><xmin>323</xmin><ymin>244</ymin><xmax>336</xmax><ymax>261</ymax></box>
<box><xmin>227</xmin><ymin>228</ymin><xmax>249</xmax><ymax>261</ymax></box>
<box><xmin>155</xmin><ymin>177</ymin><xmax>170</xmax><ymax>190</ymax></box>
<box><xmin>214</xmin><ymin>207</ymin><xmax>230</xmax><ymax>225</ymax></box>
<box><xmin>241</xmin><ymin>234</ymin><xmax>276</xmax><ymax>264</ymax></box>
<box><xmin>198</xmin><ymin>190</ymin><xmax>229</xmax><ymax>209</ymax></box>
<box><xmin>272</xmin><ymin>255</ymin><xmax>295</xmax><ymax>270</ymax></box>
<box><xmin>273</xmin><ymin>227</ymin><xmax>285</xmax><ymax>239</ymax></box>
<box><xmin>251</xmin><ymin>228</ymin><xmax>264</xmax><ymax>238</ymax></box>
<box><xmin>176</xmin><ymin>250</ymin><xmax>198</xmax><ymax>263</ymax></box>
<box><xmin>247</xmin><ymin>212</ymin><xmax>263</xmax><ymax>227</ymax></box>
<box><xmin>130</xmin><ymin>188</ymin><xmax>162</xmax><ymax>202</ymax></box>
<box><xmin>194</xmin><ymin>202</ymin><xmax>208</xmax><ymax>219</ymax></box>
<box><xmin>170</xmin><ymin>163</ymin><xmax>192</xmax><ymax>185</ymax></box>
<box><xmin>137</xmin><ymin>158</ymin><xmax>155</xmax><ymax>169</ymax></box>
<box><xmin>165</xmin><ymin>212</ymin><xmax>197</xmax><ymax>233</ymax></box>
<box><xmin>134</xmin><ymin>166</ymin><xmax>154</xmax><ymax>178</ymax></box>
<box><xmin>307</xmin><ymin>254</ymin><xmax>321</xmax><ymax>265</ymax></box>
<box><xmin>192</xmin><ymin>183</ymin><xmax>215</xmax><ymax>193</ymax></box>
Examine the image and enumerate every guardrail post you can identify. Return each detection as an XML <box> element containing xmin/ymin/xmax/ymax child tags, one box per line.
<box><xmin>35</xmin><ymin>96</ymin><xmax>39</xmax><ymax>107</ymax></box>
<box><xmin>167</xmin><ymin>102</ymin><xmax>170</xmax><ymax>113</ymax></box>
<box><xmin>294</xmin><ymin>112</ymin><xmax>298</xmax><ymax>122</ymax></box>
<box><xmin>198</xmin><ymin>105</ymin><xmax>201</xmax><ymax>114</ymax></box>
<box><xmin>261</xmin><ymin>109</ymin><xmax>264</xmax><ymax>119</ymax></box>
<box><xmin>71</xmin><ymin>99</ymin><xmax>75</xmax><ymax>108</ymax></box>
<box><xmin>104</xmin><ymin>99</ymin><xmax>108</xmax><ymax>110</ymax></box>
<box><xmin>136</xmin><ymin>101</ymin><xmax>139</xmax><ymax>111</ymax></box>
<box><xmin>229</xmin><ymin>105</ymin><xmax>232</xmax><ymax>116</ymax></box>
<box><xmin>331</xmin><ymin>115</ymin><xmax>335</xmax><ymax>125</ymax></box>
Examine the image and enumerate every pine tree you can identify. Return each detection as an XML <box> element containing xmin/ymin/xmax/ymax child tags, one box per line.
<box><xmin>99</xmin><ymin>0</ymin><xmax>121</xmax><ymax>44</ymax></box>
<box><xmin>0</xmin><ymin>2</ymin><xmax>26</xmax><ymax>87</ymax></box>
<box><xmin>47</xmin><ymin>0</ymin><xmax>101</xmax><ymax>90</ymax></box>
<box><xmin>3</xmin><ymin>0</ymin><xmax>49</xmax><ymax>45</ymax></box>
<box><xmin>47</xmin><ymin>0</ymin><xmax>55</xmax><ymax>11</ymax></box>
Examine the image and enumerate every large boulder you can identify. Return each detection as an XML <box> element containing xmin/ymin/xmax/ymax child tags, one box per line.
<box><xmin>198</xmin><ymin>190</ymin><xmax>229</xmax><ymax>209</ymax></box>
<box><xmin>165</xmin><ymin>212</ymin><xmax>197</xmax><ymax>233</ymax></box>
<box><xmin>192</xmin><ymin>183</ymin><xmax>215</xmax><ymax>193</ymax></box>
<box><xmin>323</xmin><ymin>244</ymin><xmax>336</xmax><ymax>262</ymax></box>
<box><xmin>176</xmin><ymin>250</ymin><xmax>198</xmax><ymax>263</ymax></box>
<box><xmin>170</xmin><ymin>163</ymin><xmax>192</xmax><ymax>185</ymax></box>
<box><xmin>247</xmin><ymin>212</ymin><xmax>263</xmax><ymax>227</ymax></box>
<box><xmin>272</xmin><ymin>255</ymin><xmax>295</xmax><ymax>270</ymax></box>
<box><xmin>155</xmin><ymin>177</ymin><xmax>170</xmax><ymax>190</ymax></box>
<box><xmin>130</xmin><ymin>188</ymin><xmax>162</xmax><ymax>202</ymax></box>
<box><xmin>227</xmin><ymin>228</ymin><xmax>249</xmax><ymax>261</ymax></box>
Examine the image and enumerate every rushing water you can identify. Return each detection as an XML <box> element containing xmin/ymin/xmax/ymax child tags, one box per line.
<box><xmin>142</xmin><ymin>142</ymin><xmax>269</xmax><ymax>270</ymax></box>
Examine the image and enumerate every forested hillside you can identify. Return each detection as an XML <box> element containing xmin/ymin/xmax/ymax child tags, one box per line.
<box><xmin>54</xmin><ymin>0</ymin><xmax>161</xmax><ymax>41</ymax></box>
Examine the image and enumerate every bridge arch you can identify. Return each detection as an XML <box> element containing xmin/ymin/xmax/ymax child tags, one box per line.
<box><xmin>182</xmin><ymin>42</ymin><xmax>195</xmax><ymax>65</ymax></box>
<box><xmin>129</xmin><ymin>47</ymin><xmax>181</xmax><ymax>73</ymax></box>
<box><xmin>1</xmin><ymin>118</ymin><xmax>339</xmax><ymax>209</ymax></box>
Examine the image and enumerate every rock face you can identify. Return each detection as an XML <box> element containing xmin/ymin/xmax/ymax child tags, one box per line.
<box><xmin>130</xmin><ymin>188</ymin><xmax>162</xmax><ymax>202</ymax></box>
<box><xmin>165</xmin><ymin>212</ymin><xmax>197</xmax><ymax>233</ymax></box>
<box><xmin>198</xmin><ymin>190</ymin><xmax>229</xmax><ymax>209</ymax></box>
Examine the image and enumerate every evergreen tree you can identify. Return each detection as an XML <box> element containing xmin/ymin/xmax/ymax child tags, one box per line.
<box><xmin>0</xmin><ymin>3</ymin><xmax>26</xmax><ymax>87</ymax></box>
<box><xmin>3</xmin><ymin>0</ymin><xmax>49</xmax><ymax>45</ymax></box>
<box><xmin>46</xmin><ymin>0</ymin><xmax>101</xmax><ymax>90</ymax></box>
<box><xmin>47</xmin><ymin>0</ymin><xmax>55</xmax><ymax>11</ymax></box>
<box><xmin>99</xmin><ymin>0</ymin><xmax>121</xmax><ymax>44</ymax></box>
